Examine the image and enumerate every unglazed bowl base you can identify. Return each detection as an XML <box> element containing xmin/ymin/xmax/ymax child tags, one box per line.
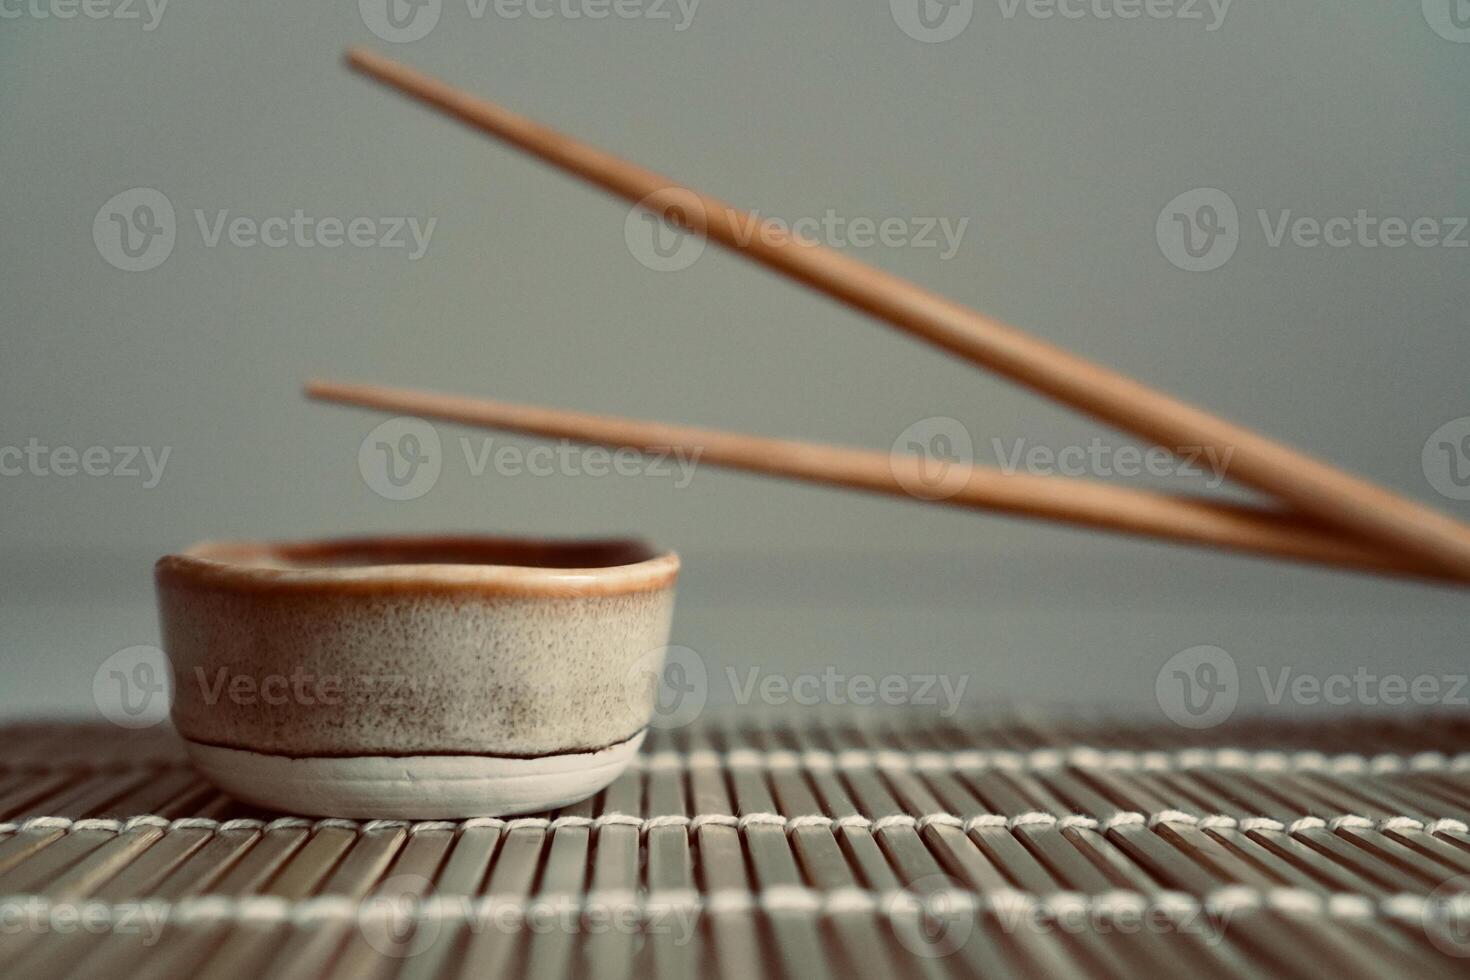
<box><xmin>182</xmin><ymin>730</ymin><xmax>645</xmax><ymax>819</ymax></box>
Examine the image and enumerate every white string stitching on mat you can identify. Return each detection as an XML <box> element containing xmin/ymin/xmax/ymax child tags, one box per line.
<box><xmin>1</xmin><ymin>812</ymin><xmax>1465</xmax><ymax>837</ymax></box>
<box><xmin>637</xmin><ymin>747</ymin><xmax>1470</xmax><ymax>775</ymax></box>
<box><xmin>0</xmin><ymin>888</ymin><xmax>1465</xmax><ymax>927</ymax></box>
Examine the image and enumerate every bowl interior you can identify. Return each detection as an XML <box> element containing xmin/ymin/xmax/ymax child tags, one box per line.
<box><xmin>185</xmin><ymin>536</ymin><xmax>662</xmax><ymax>571</ymax></box>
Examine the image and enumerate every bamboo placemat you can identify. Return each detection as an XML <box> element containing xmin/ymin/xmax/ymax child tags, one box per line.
<box><xmin>3</xmin><ymin>711</ymin><xmax>1470</xmax><ymax>978</ymax></box>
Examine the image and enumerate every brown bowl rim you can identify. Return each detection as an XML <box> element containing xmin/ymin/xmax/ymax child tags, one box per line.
<box><xmin>155</xmin><ymin>534</ymin><xmax>680</xmax><ymax>598</ymax></box>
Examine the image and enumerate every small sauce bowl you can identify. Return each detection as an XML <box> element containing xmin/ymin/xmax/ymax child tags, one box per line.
<box><xmin>155</xmin><ymin>534</ymin><xmax>679</xmax><ymax>817</ymax></box>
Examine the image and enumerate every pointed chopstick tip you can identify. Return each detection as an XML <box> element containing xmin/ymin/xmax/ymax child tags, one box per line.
<box><xmin>345</xmin><ymin>47</ymin><xmax>416</xmax><ymax>86</ymax></box>
<box><xmin>303</xmin><ymin>378</ymin><xmax>362</xmax><ymax>402</ymax></box>
<box><xmin>344</xmin><ymin>46</ymin><xmax>376</xmax><ymax>73</ymax></box>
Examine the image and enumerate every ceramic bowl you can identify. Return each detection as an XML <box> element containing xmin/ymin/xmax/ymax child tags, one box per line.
<box><xmin>154</xmin><ymin>534</ymin><xmax>679</xmax><ymax>818</ymax></box>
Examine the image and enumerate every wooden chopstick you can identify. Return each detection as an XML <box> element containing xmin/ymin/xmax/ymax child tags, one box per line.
<box><xmin>305</xmin><ymin>379</ymin><xmax>1463</xmax><ymax>584</ymax></box>
<box><xmin>342</xmin><ymin>47</ymin><xmax>1470</xmax><ymax>579</ymax></box>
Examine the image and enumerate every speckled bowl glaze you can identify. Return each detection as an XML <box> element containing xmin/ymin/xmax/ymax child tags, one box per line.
<box><xmin>154</xmin><ymin>535</ymin><xmax>679</xmax><ymax>818</ymax></box>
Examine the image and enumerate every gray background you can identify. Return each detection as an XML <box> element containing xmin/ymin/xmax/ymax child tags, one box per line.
<box><xmin>2</xmin><ymin>2</ymin><xmax>1466</xmax><ymax>726</ymax></box>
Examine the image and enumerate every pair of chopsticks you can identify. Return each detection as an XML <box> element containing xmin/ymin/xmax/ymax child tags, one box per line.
<box><xmin>310</xmin><ymin>48</ymin><xmax>1470</xmax><ymax>586</ymax></box>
